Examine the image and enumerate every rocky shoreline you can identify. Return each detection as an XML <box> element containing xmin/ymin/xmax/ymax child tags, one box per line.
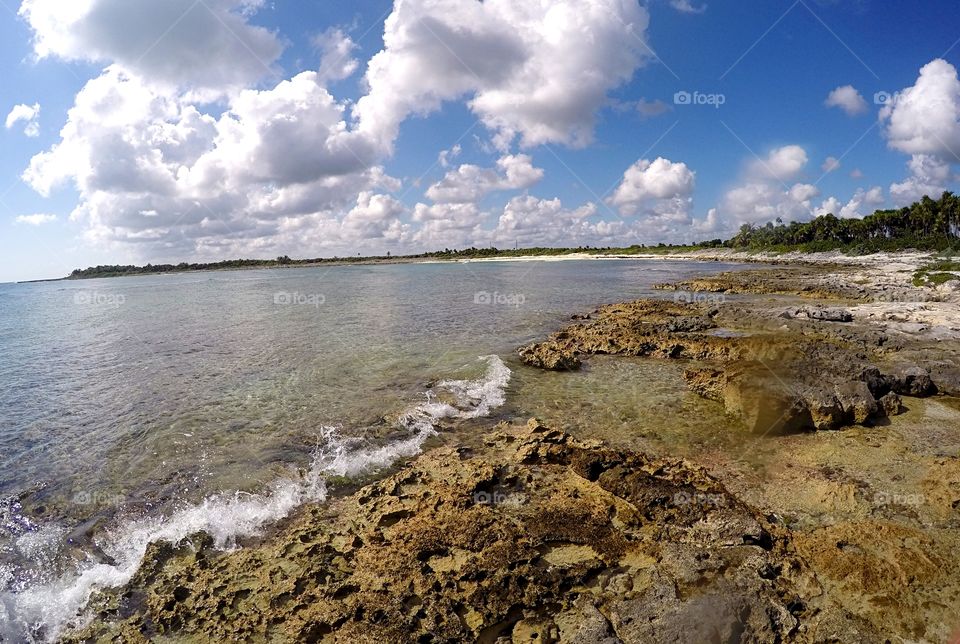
<box><xmin>62</xmin><ymin>258</ymin><xmax>960</xmax><ymax>643</ymax></box>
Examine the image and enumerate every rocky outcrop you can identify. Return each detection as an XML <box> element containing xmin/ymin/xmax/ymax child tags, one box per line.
<box><xmin>65</xmin><ymin>421</ymin><xmax>878</xmax><ymax>643</ymax></box>
<box><xmin>517</xmin><ymin>298</ymin><xmax>923</xmax><ymax>433</ymax></box>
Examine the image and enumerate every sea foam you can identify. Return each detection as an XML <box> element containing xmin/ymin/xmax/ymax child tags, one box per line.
<box><xmin>0</xmin><ymin>355</ymin><xmax>510</xmax><ymax>642</ymax></box>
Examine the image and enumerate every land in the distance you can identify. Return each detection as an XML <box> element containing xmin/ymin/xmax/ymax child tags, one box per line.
<box><xmin>62</xmin><ymin>192</ymin><xmax>960</xmax><ymax>282</ymax></box>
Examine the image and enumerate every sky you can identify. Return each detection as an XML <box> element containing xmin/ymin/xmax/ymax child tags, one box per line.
<box><xmin>1</xmin><ymin>0</ymin><xmax>960</xmax><ymax>282</ymax></box>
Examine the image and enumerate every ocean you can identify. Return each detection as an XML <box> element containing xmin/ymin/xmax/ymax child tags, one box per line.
<box><xmin>0</xmin><ymin>258</ymin><xmax>744</xmax><ymax>641</ymax></box>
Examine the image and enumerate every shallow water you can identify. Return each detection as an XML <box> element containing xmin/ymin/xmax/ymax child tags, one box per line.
<box><xmin>0</xmin><ymin>258</ymin><xmax>745</xmax><ymax>640</ymax></box>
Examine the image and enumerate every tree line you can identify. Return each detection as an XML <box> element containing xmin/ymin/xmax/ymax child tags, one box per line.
<box><xmin>67</xmin><ymin>193</ymin><xmax>960</xmax><ymax>279</ymax></box>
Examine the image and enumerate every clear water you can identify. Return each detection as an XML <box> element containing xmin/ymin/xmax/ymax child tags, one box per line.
<box><xmin>0</xmin><ymin>258</ymin><xmax>744</xmax><ymax>640</ymax></box>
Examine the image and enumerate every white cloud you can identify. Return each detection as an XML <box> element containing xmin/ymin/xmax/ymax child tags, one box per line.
<box><xmin>5</xmin><ymin>103</ymin><xmax>41</xmax><ymax>137</ymax></box>
<box><xmin>607</xmin><ymin>157</ymin><xmax>696</xmax><ymax>216</ymax></box>
<box><xmin>824</xmin><ymin>85</ymin><xmax>868</xmax><ymax>116</ymax></box>
<box><xmin>19</xmin><ymin>0</ymin><xmax>283</xmax><ymax>94</ymax></box>
<box><xmin>15</xmin><ymin>213</ymin><xmax>57</xmax><ymax>225</ymax></box>
<box><xmin>670</xmin><ymin>0</ymin><xmax>706</xmax><ymax>14</ymax></box>
<box><xmin>748</xmin><ymin>145</ymin><xmax>808</xmax><ymax>183</ymax></box>
<box><xmin>425</xmin><ymin>154</ymin><xmax>544</xmax><ymax>203</ymax></box>
<box><xmin>492</xmin><ymin>196</ymin><xmax>599</xmax><ymax>245</ymax></box>
<box><xmin>22</xmin><ymin>66</ymin><xmax>397</xmax><ymax>259</ymax></box>
<box><xmin>635</xmin><ymin>98</ymin><xmax>671</xmax><ymax>119</ymax></box>
<box><xmin>717</xmin><ymin>145</ymin><xmax>820</xmax><ymax>225</ymax></box>
<box><xmin>880</xmin><ymin>59</ymin><xmax>960</xmax><ymax>205</ymax></box>
<box><xmin>850</xmin><ymin>168</ymin><xmax>864</xmax><ymax>180</ymax></box>
<box><xmin>821</xmin><ymin>156</ymin><xmax>841</xmax><ymax>173</ymax></box>
<box><xmin>722</xmin><ymin>181</ymin><xmax>818</xmax><ymax>224</ymax></box>
<box><xmin>353</xmin><ymin>0</ymin><xmax>652</xmax><ymax>151</ymax></box>
<box><xmin>315</xmin><ymin>28</ymin><xmax>359</xmax><ymax>84</ymax></box>
<box><xmin>438</xmin><ymin>144</ymin><xmax>462</xmax><ymax>168</ymax></box>
<box><xmin>839</xmin><ymin>186</ymin><xmax>884</xmax><ymax>218</ymax></box>
<box><xmin>813</xmin><ymin>186</ymin><xmax>885</xmax><ymax>219</ymax></box>
<box><xmin>889</xmin><ymin>154</ymin><xmax>951</xmax><ymax>206</ymax></box>
<box><xmin>881</xmin><ymin>59</ymin><xmax>960</xmax><ymax>158</ymax></box>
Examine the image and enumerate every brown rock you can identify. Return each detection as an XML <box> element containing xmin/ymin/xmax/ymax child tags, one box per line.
<box><xmin>834</xmin><ymin>381</ymin><xmax>879</xmax><ymax>425</ymax></box>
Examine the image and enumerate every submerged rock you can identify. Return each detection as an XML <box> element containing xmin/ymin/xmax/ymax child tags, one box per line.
<box><xmin>803</xmin><ymin>307</ymin><xmax>854</xmax><ymax>323</ymax></box>
<box><xmin>517</xmin><ymin>298</ymin><xmax>927</xmax><ymax>432</ymax></box>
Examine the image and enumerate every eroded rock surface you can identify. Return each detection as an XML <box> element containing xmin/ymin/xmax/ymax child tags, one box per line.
<box><xmin>66</xmin><ymin>420</ymin><xmax>882</xmax><ymax>643</ymax></box>
<box><xmin>515</xmin><ymin>298</ymin><xmax>944</xmax><ymax>433</ymax></box>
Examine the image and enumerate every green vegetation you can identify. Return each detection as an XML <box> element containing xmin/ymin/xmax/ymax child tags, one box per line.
<box><xmin>724</xmin><ymin>192</ymin><xmax>960</xmax><ymax>254</ymax></box>
<box><xmin>912</xmin><ymin>257</ymin><xmax>960</xmax><ymax>287</ymax></box>
<box><xmin>66</xmin><ymin>193</ymin><xmax>960</xmax><ymax>280</ymax></box>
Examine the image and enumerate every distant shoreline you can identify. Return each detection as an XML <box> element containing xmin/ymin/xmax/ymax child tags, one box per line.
<box><xmin>21</xmin><ymin>247</ymin><xmax>941</xmax><ymax>284</ymax></box>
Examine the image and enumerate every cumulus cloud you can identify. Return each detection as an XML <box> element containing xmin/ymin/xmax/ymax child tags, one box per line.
<box><xmin>438</xmin><ymin>144</ymin><xmax>462</xmax><ymax>168</ymax></box>
<box><xmin>813</xmin><ymin>186</ymin><xmax>885</xmax><ymax>219</ymax></box>
<box><xmin>607</xmin><ymin>157</ymin><xmax>695</xmax><ymax>217</ymax></box>
<box><xmin>5</xmin><ymin>103</ymin><xmax>41</xmax><ymax>137</ymax></box>
<box><xmin>881</xmin><ymin>59</ymin><xmax>960</xmax><ymax>158</ymax></box>
<box><xmin>821</xmin><ymin>156</ymin><xmax>840</xmax><ymax>173</ymax></box>
<box><xmin>15</xmin><ymin>213</ymin><xmax>57</xmax><ymax>225</ymax></box>
<box><xmin>353</xmin><ymin>0</ymin><xmax>652</xmax><ymax>151</ymax></box>
<box><xmin>22</xmin><ymin>66</ymin><xmax>397</xmax><ymax>258</ymax></box>
<box><xmin>635</xmin><ymin>98</ymin><xmax>671</xmax><ymax>119</ymax></box>
<box><xmin>315</xmin><ymin>28</ymin><xmax>360</xmax><ymax>84</ymax></box>
<box><xmin>425</xmin><ymin>154</ymin><xmax>544</xmax><ymax>203</ymax></box>
<box><xmin>722</xmin><ymin>181</ymin><xmax>819</xmax><ymax>225</ymax></box>
<box><xmin>19</xmin><ymin>0</ymin><xmax>283</xmax><ymax>94</ymax></box>
<box><xmin>824</xmin><ymin>85</ymin><xmax>868</xmax><ymax>116</ymax></box>
<box><xmin>715</xmin><ymin>145</ymin><xmax>824</xmax><ymax>226</ymax></box>
<box><xmin>748</xmin><ymin>145</ymin><xmax>808</xmax><ymax>183</ymax></box>
<box><xmin>880</xmin><ymin>59</ymin><xmax>960</xmax><ymax>204</ymax></box>
<box><xmin>889</xmin><ymin>154</ymin><xmax>951</xmax><ymax>206</ymax></box>
<box><xmin>670</xmin><ymin>0</ymin><xmax>706</xmax><ymax>14</ymax></box>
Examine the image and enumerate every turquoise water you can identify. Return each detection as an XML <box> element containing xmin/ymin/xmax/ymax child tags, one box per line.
<box><xmin>0</xmin><ymin>258</ymin><xmax>742</xmax><ymax>640</ymax></box>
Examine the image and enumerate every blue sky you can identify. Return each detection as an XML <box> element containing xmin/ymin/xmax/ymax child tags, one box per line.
<box><xmin>2</xmin><ymin>0</ymin><xmax>960</xmax><ymax>282</ymax></box>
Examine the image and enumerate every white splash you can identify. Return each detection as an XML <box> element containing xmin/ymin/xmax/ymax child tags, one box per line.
<box><xmin>0</xmin><ymin>355</ymin><xmax>511</xmax><ymax>642</ymax></box>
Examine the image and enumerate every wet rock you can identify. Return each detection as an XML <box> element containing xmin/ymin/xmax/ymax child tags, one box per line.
<box><xmin>928</xmin><ymin>363</ymin><xmax>960</xmax><ymax>396</ymax></box>
<box><xmin>683</xmin><ymin>367</ymin><xmax>725</xmax><ymax>403</ymax></box>
<box><xmin>834</xmin><ymin>381</ymin><xmax>879</xmax><ymax>425</ymax></box>
<box><xmin>64</xmin><ymin>421</ymin><xmax>862</xmax><ymax>643</ymax></box>
<box><xmin>517</xmin><ymin>341</ymin><xmax>581</xmax><ymax>371</ymax></box>
<box><xmin>878</xmin><ymin>392</ymin><xmax>905</xmax><ymax>417</ymax></box>
<box><xmin>804</xmin><ymin>307</ymin><xmax>854</xmax><ymax>323</ymax></box>
<box><xmin>804</xmin><ymin>389</ymin><xmax>846</xmax><ymax>431</ymax></box>
<box><xmin>891</xmin><ymin>366</ymin><xmax>935</xmax><ymax>397</ymax></box>
<box><xmin>723</xmin><ymin>367</ymin><xmax>812</xmax><ymax>434</ymax></box>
